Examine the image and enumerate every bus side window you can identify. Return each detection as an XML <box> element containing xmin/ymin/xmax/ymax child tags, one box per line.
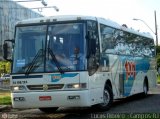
<box><xmin>143</xmin><ymin>38</ymin><xmax>155</xmax><ymax>57</ymax></box>
<box><xmin>113</xmin><ymin>30</ymin><xmax>129</xmax><ymax>55</ymax></box>
<box><xmin>123</xmin><ymin>32</ymin><xmax>137</xmax><ymax>56</ymax></box>
<box><xmin>100</xmin><ymin>24</ymin><xmax>115</xmax><ymax>54</ymax></box>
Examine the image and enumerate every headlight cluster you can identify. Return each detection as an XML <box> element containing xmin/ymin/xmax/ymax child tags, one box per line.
<box><xmin>11</xmin><ymin>85</ymin><xmax>26</xmax><ymax>92</ymax></box>
<box><xmin>65</xmin><ymin>83</ymin><xmax>87</xmax><ymax>90</ymax></box>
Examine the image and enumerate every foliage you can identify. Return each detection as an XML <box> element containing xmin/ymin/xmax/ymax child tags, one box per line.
<box><xmin>156</xmin><ymin>46</ymin><xmax>160</xmax><ymax>68</ymax></box>
<box><xmin>0</xmin><ymin>90</ymin><xmax>11</xmax><ymax>105</ymax></box>
<box><xmin>157</xmin><ymin>55</ymin><xmax>160</xmax><ymax>68</ymax></box>
<box><xmin>0</xmin><ymin>61</ymin><xmax>11</xmax><ymax>77</ymax></box>
<box><xmin>0</xmin><ymin>96</ymin><xmax>11</xmax><ymax>105</ymax></box>
<box><xmin>157</xmin><ymin>75</ymin><xmax>160</xmax><ymax>84</ymax></box>
<box><xmin>156</xmin><ymin>46</ymin><xmax>160</xmax><ymax>54</ymax></box>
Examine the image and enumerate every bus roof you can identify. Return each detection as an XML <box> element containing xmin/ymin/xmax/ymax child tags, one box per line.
<box><xmin>16</xmin><ymin>15</ymin><xmax>153</xmax><ymax>39</ymax></box>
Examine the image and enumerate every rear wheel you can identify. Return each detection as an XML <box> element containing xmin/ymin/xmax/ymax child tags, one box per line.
<box><xmin>92</xmin><ymin>85</ymin><xmax>113</xmax><ymax>111</ymax></box>
<box><xmin>39</xmin><ymin>107</ymin><xmax>58</xmax><ymax>113</ymax></box>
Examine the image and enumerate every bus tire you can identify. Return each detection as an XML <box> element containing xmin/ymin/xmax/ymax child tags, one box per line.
<box><xmin>92</xmin><ymin>85</ymin><xmax>113</xmax><ymax>111</ymax></box>
<box><xmin>39</xmin><ymin>107</ymin><xmax>58</xmax><ymax>113</ymax></box>
<box><xmin>143</xmin><ymin>80</ymin><xmax>148</xmax><ymax>97</ymax></box>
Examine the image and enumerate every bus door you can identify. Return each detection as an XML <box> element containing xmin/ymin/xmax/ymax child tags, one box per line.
<box><xmin>119</xmin><ymin>72</ymin><xmax>124</xmax><ymax>96</ymax></box>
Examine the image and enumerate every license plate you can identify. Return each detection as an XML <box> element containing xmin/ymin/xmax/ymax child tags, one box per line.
<box><xmin>39</xmin><ymin>96</ymin><xmax>52</xmax><ymax>101</ymax></box>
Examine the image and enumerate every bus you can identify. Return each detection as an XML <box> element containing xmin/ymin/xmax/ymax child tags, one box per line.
<box><xmin>3</xmin><ymin>15</ymin><xmax>157</xmax><ymax>112</ymax></box>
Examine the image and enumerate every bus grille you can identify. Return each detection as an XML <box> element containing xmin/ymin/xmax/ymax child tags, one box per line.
<box><xmin>27</xmin><ymin>84</ymin><xmax>64</xmax><ymax>91</ymax></box>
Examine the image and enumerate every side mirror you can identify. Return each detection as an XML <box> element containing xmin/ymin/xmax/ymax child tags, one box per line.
<box><xmin>88</xmin><ymin>56</ymin><xmax>98</xmax><ymax>76</ymax></box>
<box><xmin>3</xmin><ymin>39</ymin><xmax>14</xmax><ymax>61</ymax></box>
<box><xmin>3</xmin><ymin>42</ymin><xmax>8</xmax><ymax>60</ymax></box>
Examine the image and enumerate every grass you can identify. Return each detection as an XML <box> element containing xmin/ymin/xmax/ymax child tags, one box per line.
<box><xmin>0</xmin><ymin>89</ymin><xmax>11</xmax><ymax>105</ymax></box>
<box><xmin>157</xmin><ymin>75</ymin><xmax>160</xmax><ymax>84</ymax></box>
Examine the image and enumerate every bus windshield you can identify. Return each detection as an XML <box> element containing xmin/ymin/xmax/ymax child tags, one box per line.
<box><xmin>12</xmin><ymin>23</ymin><xmax>86</xmax><ymax>74</ymax></box>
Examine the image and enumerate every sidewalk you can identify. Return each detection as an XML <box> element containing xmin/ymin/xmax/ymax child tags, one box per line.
<box><xmin>149</xmin><ymin>84</ymin><xmax>160</xmax><ymax>94</ymax></box>
<box><xmin>0</xmin><ymin>105</ymin><xmax>9</xmax><ymax>112</ymax></box>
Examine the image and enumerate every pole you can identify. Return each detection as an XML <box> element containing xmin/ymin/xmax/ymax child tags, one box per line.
<box><xmin>155</xmin><ymin>10</ymin><xmax>158</xmax><ymax>46</ymax></box>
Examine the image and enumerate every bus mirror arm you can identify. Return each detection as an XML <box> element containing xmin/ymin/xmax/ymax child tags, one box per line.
<box><xmin>86</xmin><ymin>32</ymin><xmax>96</xmax><ymax>59</ymax></box>
<box><xmin>86</xmin><ymin>32</ymin><xmax>91</xmax><ymax>58</ymax></box>
<box><xmin>5</xmin><ymin>39</ymin><xmax>15</xmax><ymax>44</ymax></box>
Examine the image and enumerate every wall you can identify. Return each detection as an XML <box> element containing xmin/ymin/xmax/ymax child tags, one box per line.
<box><xmin>0</xmin><ymin>0</ymin><xmax>43</xmax><ymax>59</ymax></box>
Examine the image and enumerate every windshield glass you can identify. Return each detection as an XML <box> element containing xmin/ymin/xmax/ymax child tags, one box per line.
<box><xmin>13</xmin><ymin>25</ymin><xmax>46</xmax><ymax>74</ymax></box>
<box><xmin>12</xmin><ymin>23</ymin><xmax>86</xmax><ymax>74</ymax></box>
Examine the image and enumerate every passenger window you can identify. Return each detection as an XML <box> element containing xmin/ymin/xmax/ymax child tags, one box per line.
<box><xmin>142</xmin><ymin>38</ymin><xmax>155</xmax><ymax>57</ymax></box>
<box><xmin>114</xmin><ymin>31</ymin><xmax>129</xmax><ymax>55</ymax></box>
<box><xmin>100</xmin><ymin>24</ymin><xmax>116</xmax><ymax>54</ymax></box>
<box><xmin>100</xmin><ymin>24</ymin><xmax>155</xmax><ymax>57</ymax></box>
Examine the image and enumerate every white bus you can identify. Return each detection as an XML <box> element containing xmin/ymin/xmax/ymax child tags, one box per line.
<box><xmin>3</xmin><ymin>15</ymin><xmax>157</xmax><ymax>112</ymax></box>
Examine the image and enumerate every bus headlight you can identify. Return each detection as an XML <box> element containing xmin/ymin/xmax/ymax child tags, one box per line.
<box><xmin>11</xmin><ymin>85</ymin><xmax>26</xmax><ymax>92</ymax></box>
<box><xmin>65</xmin><ymin>83</ymin><xmax>87</xmax><ymax>89</ymax></box>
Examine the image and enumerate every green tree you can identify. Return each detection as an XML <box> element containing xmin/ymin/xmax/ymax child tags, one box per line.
<box><xmin>0</xmin><ymin>61</ymin><xmax>11</xmax><ymax>77</ymax></box>
<box><xmin>156</xmin><ymin>46</ymin><xmax>160</xmax><ymax>69</ymax></box>
<box><xmin>156</xmin><ymin>46</ymin><xmax>160</xmax><ymax>54</ymax></box>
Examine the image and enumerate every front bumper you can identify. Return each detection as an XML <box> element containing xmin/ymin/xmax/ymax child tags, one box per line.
<box><xmin>11</xmin><ymin>90</ymin><xmax>91</xmax><ymax>108</ymax></box>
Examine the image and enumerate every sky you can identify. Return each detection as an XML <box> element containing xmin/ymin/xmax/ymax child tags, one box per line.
<box><xmin>13</xmin><ymin>0</ymin><xmax>160</xmax><ymax>45</ymax></box>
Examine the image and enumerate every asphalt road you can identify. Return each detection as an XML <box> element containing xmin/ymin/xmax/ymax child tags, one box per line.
<box><xmin>1</xmin><ymin>85</ymin><xmax>160</xmax><ymax>119</ymax></box>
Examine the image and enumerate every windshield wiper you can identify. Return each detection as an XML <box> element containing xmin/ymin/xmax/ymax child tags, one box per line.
<box><xmin>48</xmin><ymin>48</ymin><xmax>64</xmax><ymax>74</ymax></box>
<box><xmin>24</xmin><ymin>49</ymin><xmax>44</xmax><ymax>75</ymax></box>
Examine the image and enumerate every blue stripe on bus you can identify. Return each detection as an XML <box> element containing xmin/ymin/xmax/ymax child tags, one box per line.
<box><xmin>12</xmin><ymin>75</ymin><xmax>43</xmax><ymax>79</ymax></box>
<box><xmin>51</xmin><ymin>73</ymin><xmax>79</xmax><ymax>82</ymax></box>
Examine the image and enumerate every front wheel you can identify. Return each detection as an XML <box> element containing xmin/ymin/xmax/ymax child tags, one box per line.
<box><xmin>39</xmin><ymin>107</ymin><xmax>58</xmax><ymax>113</ymax></box>
<box><xmin>92</xmin><ymin>85</ymin><xmax>113</xmax><ymax>111</ymax></box>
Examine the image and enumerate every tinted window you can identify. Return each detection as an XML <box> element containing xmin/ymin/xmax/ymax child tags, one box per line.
<box><xmin>100</xmin><ymin>24</ymin><xmax>155</xmax><ymax>57</ymax></box>
<box><xmin>100</xmin><ymin>24</ymin><xmax>116</xmax><ymax>54</ymax></box>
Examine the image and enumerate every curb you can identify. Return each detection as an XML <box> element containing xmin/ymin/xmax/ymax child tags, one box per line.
<box><xmin>0</xmin><ymin>105</ymin><xmax>10</xmax><ymax>112</ymax></box>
